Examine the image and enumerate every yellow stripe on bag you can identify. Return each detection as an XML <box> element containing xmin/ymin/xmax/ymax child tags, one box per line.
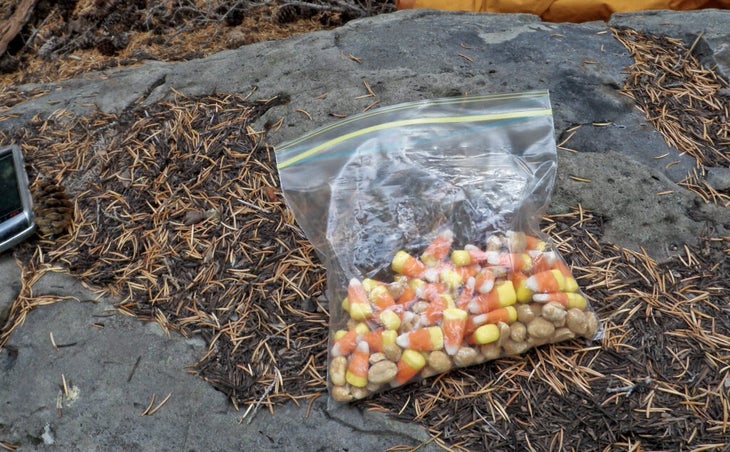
<box><xmin>277</xmin><ymin>92</ymin><xmax>542</xmax><ymax>151</ymax></box>
<box><xmin>277</xmin><ymin>108</ymin><xmax>552</xmax><ymax>169</ymax></box>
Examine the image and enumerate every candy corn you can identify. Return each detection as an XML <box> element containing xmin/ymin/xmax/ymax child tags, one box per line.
<box><xmin>510</xmin><ymin>272</ymin><xmax>533</xmax><ymax>303</ymax></box>
<box><xmin>487</xmin><ymin>252</ymin><xmax>532</xmax><ymax>273</ymax></box>
<box><xmin>421</xmin><ymin>229</ymin><xmax>454</xmax><ymax>267</ymax></box>
<box><xmin>467</xmin><ymin>280</ymin><xmax>516</xmax><ymax>314</ymax></box>
<box><xmin>380</xmin><ymin>309</ymin><xmax>402</xmax><ymax>330</ymax></box>
<box><xmin>419</xmin><ymin>293</ymin><xmax>453</xmax><ymax>326</ymax></box>
<box><xmin>330</xmin><ymin>329</ymin><xmax>359</xmax><ymax>357</ymax></box>
<box><xmin>330</xmin><ymin>228</ymin><xmax>592</xmax><ymax>401</ymax></box>
<box><xmin>533</xmin><ymin>292</ymin><xmax>587</xmax><ymax>309</ymax></box>
<box><xmin>347</xmin><ymin>278</ymin><xmax>373</xmax><ymax>320</ymax></box>
<box><xmin>471</xmin><ymin>323</ymin><xmax>500</xmax><ymax>345</ymax></box>
<box><xmin>393</xmin><ymin>349</ymin><xmax>427</xmax><ymax>386</ymax></box>
<box><xmin>368</xmin><ymin>284</ymin><xmax>395</xmax><ymax>311</ymax></box>
<box><xmin>455</xmin><ymin>277</ymin><xmax>475</xmax><ymax>310</ymax></box>
<box><xmin>392</xmin><ymin>250</ymin><xmax>426</xmax><ymax>278</ymax></box>
<box><xmin>345</xmin><ymin>341</ymin><xmax>370</xmax><ymax>387</ymax></box>
<box><xmin>396</xmin><ymin>326</ymin><xmax>444</xmax><ymax>351</ymax></box>
<box><xmin>467</xmin><ymin>306</ymin><xmax>517</xmax><ymax>334</ymax></box>
<box><xmin>361</xmin><ymin>329</ymin><xmax>397</xmax><ymax>353</ymax></box>
<box><xmin>442</xmin><ymin>308</ymin><xmax>468</xmax><ymax>355</ymax></box>
<box><xmin>525</xmin><ymin>269</ymin><xmax>578</xmax><ymax>293</ymax></box>
<box><xmin>474</xmin><ymin>268</ymin><xmax>496</xmax><ymax>294</ymax></box>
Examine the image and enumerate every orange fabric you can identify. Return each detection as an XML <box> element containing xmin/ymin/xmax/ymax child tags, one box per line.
<box><xmin>396</xmin><ymin>0</ymin><xmax>730</xmax><ymax>22</ymax></box>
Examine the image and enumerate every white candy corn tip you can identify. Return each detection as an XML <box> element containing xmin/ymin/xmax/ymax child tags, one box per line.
<box><xmin>396</xmin><ymin>333</ymin><xmax>409</xmax><ymax>348</ymax></box>
<box><xmin>423</xmin><ymin>268</ymin><xmax>440</xmax><ymax>283</ymax></box>
<box><xmin>532</xmin><ymin>293</ymin><xmax>551</xmax><ymax>303</ymax></box>
<box><xmin>477</xmin><ymin>279</ymin><xmax>494</xmax><ymax>294</ymax></box>
<box><xmin>444</xmin><ymin>344</ymin><xmax>459</xmax><ymax>356</ymax></box>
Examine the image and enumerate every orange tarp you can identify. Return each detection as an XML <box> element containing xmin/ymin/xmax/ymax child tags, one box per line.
<box><xmin>396</xmin><ymin>0</ymin><xmax>730</xmax><ymax>22</ymax></box>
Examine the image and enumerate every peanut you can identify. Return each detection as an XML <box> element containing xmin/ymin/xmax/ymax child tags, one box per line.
<box><xmin>510</xmin><ymin>321</ymin><xmax>527</xmax><ymax>343</ymax></box>
<box><xmin>516</xmin><ymin>304</ymin><xmax>536</xmax><ymax>323</ymax></box>
<box><xmin>411</xmin><ymin>301</ymin><xmax>430</xmax><ymax>314</ymax></box>
<box><xmin>329</xmin><ymin>356</ymin><xmax>347</xmax><ymax>386</ymax></box>
<box><xmin>527</xmin><ymin>317</ymin><xmax>555</xmax><ymax>339</ymax></box>
<box><xmin>566</xmin><ymin>308</ymin><xmax>588</xmax><ymax>335</ymax></box>
<box><xmin>368</xmin><ymin>360</ymin><xmax>398</xmax><ymax>385</ymax></box>
<box><xmin>541</xmin><ymin>302</ymin><xmax>566</xmax><ymax>324</ymax></box>
<box><xmin>584</xmin><ymin>311</ymin><xmax>599</xmax><ymax>338</ymax></box>
<box><xmin>383</xmin><ymin>343</ymin><xmax>402</xmax><ymax>362</ymax></box>
<box><xmin>350</xmin><ymin>386</ymin><xmax>370</xmax><ymax>400</ymax></box>
<box><xmin>331</xmin><ymin>385</ymin><xmax>353</xmax><ymax>402</ymax></box>
<box><xmin>502</xmin><ymin>338</ymin><xmax>531</xmax><ymax>355</ymax></box>
<box><xmin>550</xmin><ymin>327</ymin><xmax>576</xmax><ymax>343</ymax></box>
<box><xmin>427</xmin><ymin>350</ymin><xmax>452</xmax><ymax>373</ymax></box>
<box><xmin>495</xmin><ymin>321</ymin><xmax>510</xmax><ymax>347</ymax></box>
<box><xmin>480</xmin><ymin>343</ymin><xmax>502</xmax><ymax>361</ymax></box>
<box><xmin>453</xmin><ymin>347</ymin><xmax>478</xmax><ymax>367</ymax></box>
<box><xmin>369</xmin><ymin>352</ymin><xmax>387</xmax><ymax>364</ymax></box>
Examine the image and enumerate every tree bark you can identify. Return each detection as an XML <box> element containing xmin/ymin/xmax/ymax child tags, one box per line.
<box><xmin>0</xmin><ymin>0</ymin><xmax>39</xmax><ymax>58</ymax></box>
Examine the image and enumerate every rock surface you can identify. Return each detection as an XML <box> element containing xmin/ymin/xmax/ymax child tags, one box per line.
<box><xmin>1</xmin><ymin>9</ymin><xmax>729</xmax><ymax>450</ymax></box>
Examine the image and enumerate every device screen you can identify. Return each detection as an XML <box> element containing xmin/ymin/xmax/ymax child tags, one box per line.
<box><xmin>0</xmin><ymin>152</ymin><xmax>24</xmax><ymax>222</ymax></box>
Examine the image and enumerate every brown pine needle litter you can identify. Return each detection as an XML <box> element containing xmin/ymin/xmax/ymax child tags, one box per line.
<box><xmin>612</xmin><ymin>27</ymin><xmax>730</xmax><ymax>207</ymax></box>
<box><xmin>0</xmin><ymin>30</ymin><xmax>729</xmax><ymax>450</ymax></box>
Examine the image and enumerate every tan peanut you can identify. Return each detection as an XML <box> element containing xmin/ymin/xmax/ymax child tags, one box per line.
<box><xmin>516</xmin><ymin>304</ymin><xmax>537</xmax><ymax>323</ymax></box>
<box><xmin>427</xmin><ymin>351</ymin><xmax>453</xmax><ymax>373</ymax></box>
<box><xmin>583</xmin><ymin>311</ymin><xmax>599</xmax><ymax>338</ymax></box>
<box><xmin>383</xmin><ymin>343</ymin><xmax>402</xmax><ymax>362</ymax></box>
<box><xmin>331</xmin><ymin>385</ymin><xmax>353</xmax><ymax>402</ymax></box>
<box><xmin>503</xmin><ymin>338</ymin><xmax>531</xmax><ymax>355</ymax></box>
<box><xmin>369</xmin><ymin>352</ymin><xmax>387</xmax><ymax>364</ymax></box>
<box><xmin>510</xmin><ymin>322</ymin><xmax>527</xmax><ymax>343</ymax></box>
<box><xmin>350</xmin><ymin>386</ymin><xmax>370</xmax><ymax>400</ymax></box>
<box><xmin>329</xmin><ymin>356</ymin><xmax>348</xmax><ymax>386</ymax></box>
<box><xmin>368</xmin><ymin>360</ymin><xmax>398</xmax><ymax>385</ymax></box>
<box><xmin>566</xmin><ymin>308</ymin><xmax>588</xmax><ymax>335</ymax></box>
<box><xmin>527</xmin><ymin>317</ymin><xmax>555</xmax><ymax>339</ymax></box>
<box><xmin>542</xmin><ymin>302</ymin><xmax>566</xmax><ymax>323</ymax></box>
<box><xmin>480</xmin><ymin>343</ymin><xmax>502</xmax><ymax>360</ymax></box>
<box><xmin>497</xmin><ymin>321</ymin><xmax>512</xmax><ymax>347</ymax></box>
<box><xmin>453</xmin><ymin>347</ymin><xmax>479</xmax><ymax>367</ymax></box>
<box><xmin>550</xmin><ymin>327</ymin><xmax>576</xmax><ymax>343</ymax></box>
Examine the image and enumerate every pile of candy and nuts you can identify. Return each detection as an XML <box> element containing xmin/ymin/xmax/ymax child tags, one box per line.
<box><xmin>328</xmin><ymin>229</ymin><xmax>600</xmax><ymax>402</ymax></box>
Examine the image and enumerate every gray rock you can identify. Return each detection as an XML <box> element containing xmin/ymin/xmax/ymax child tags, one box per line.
<box><xmin>0</xmin><ymin>254</ymin><xmax>22</xmax><ymax>325</ymax></box>
<box><xmin>706</xmin><ymin>166</ymin><xmax>730</xmax><ymax>191</ymax></box>
<box><xmin>610</xmin><ymin>9</ymin><xmax>730</xmax><ymax>80</ymax></box>
<box><xmin>0</xmin><ymin>271</ymin><xmax>434</xmax><ymax>451</ymax></box>
<box><xmin>1</xmin><ymin>9</ymin><xmax>729</xmax><ymax>450</ymax></box>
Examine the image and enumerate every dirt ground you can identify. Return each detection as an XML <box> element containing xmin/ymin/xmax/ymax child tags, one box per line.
<box><xmin>2</xmin><ymin>2</ymin><xmax>730</xmax><ymax>451</ymax></box>
<box><xmin>0</xmin><ymin>0</ymin><xmax>395</xmax><ymax>86</ymax></box>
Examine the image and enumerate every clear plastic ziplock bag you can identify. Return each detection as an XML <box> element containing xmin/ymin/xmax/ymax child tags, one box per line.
<box><xmin>276</xmin><ymin>91</ymin><xmax>600</xmax><ymax>403</ymax></box>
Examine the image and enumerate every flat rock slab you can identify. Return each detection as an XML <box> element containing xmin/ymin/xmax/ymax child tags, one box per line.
<box><xmin>1</xmin><ymin>9</ymin><xmax>729</xmax><ymax>450</ymax></box>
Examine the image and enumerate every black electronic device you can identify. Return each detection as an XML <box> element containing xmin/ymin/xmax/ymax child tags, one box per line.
<box><xmin>0</xmin><ymin>144</ymin><xmax>35</xmax><ymax>253</ymax></box>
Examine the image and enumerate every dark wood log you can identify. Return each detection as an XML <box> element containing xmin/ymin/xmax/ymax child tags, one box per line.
<box><xmin>0</xmin><ymin>0</ymin><xmax>38</xmax><ymax>58</ymax></box>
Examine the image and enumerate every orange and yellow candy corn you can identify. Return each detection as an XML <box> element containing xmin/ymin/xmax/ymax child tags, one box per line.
<box><xmin>347</xmin><ymin>278</ymin><xmax>373</xmax><ymax>320</ymax></box>
<box><xmin>467</xmin><ymin>280</ymin><xmax>516</xmax><ymax>314</ymax></box>
<box><xmin>533</xmin><ymin>292</ymin><xmax>587</xmax><ymax>309</ymax></box>
<box><xmin>467</xmin><ymin>306</ymin><xmax>517</xmax><ymax>334</ymax></box>
<box><xmin>525</xmin><ymin>269</ymin><xmax>578</xmax><ymax>293</ymax></box>
<box><xmin>442</xmin><ymin>307</ymin><xmax>468</xmax><ymax>355</ymax></box>
<box><xmin>396</xmin><ymin>326</ymin><xmax>444</xmax><ymax>351</ymax></box>
<box><xmin>392</xmin><ymin>250</ymin><xmax>426</xmax><ymax>278</ymax></box>
<box><xmin>421</xmin><ymin>229</ymin><xmax>454</xmax><ymax>267</ymax></box>
<box><xmin>345</xmin><ymin>341</ymin><xmax>370</xmax><ymax>387</ymax></box>
<box><xmin>330</xmin><ymin>328</ymin><xmax>359</xmax><ymax>357</ymax></box>
<box><xmin>393</xmin><ymin>349</ymin><xmax>427</xmax><ymax>386</ymax></box>
<box><xmin>368</xmin><ymin>284</ymin><xmax>395</xmax><ymax>311</ymax></box>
